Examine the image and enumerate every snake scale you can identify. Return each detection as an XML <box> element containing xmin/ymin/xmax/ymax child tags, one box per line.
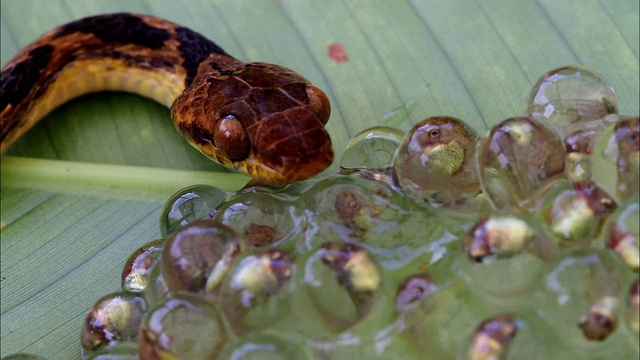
<box><xmin>0</xmin><ymin>13</ymin><xmax>334</xmax><ymax>183</ymax></box>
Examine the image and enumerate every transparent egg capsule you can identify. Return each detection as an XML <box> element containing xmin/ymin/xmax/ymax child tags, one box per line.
<box><xmin>217</xmin><ymin>332</ymin><xmax>315</xmax><ymax>360</ymax></box>
<box><xmin>340</xmin><ymin>125</ymin><xmax>405</xmax><ymax>173</ymax></box>
<box><xmin>393</xmin><ymin>116</ymin><xmax>481</xmax><ymax>205</ymax></box>
<box><xmin>121</xmin><ymin>239</ymin><xmax>164</xmax><ymax>293</ymax></box>
<box><xmin>478</xmin><ymin>117</ymin><xmax>566</xmax><ymax>209</ymax></box>
<box><xmin>525</xmin><ymin>65</ymin><xmax>618</xmax><ymax>133</ymax></box>
<box><xmin>460</xmin><ymin>213</ymin><xmax>555</xmax><ymax>298</ymax></box>
<box><xmin>218</xmin><ymin>249</ymin><xmax>295</xmax><ymax>335</ymax></box>
<box><xmin>602</xmin><ymin>195</ymin><xmax>639</xmax><ymax>272</ymax></box>
<box><xmin>299</xmin><ymin>174</ymin><xmax>410</xmax><ymax>244</ymax></box>
<box><xmin>80</xmin><ymin>292</ymin><xmax>147</xmax><ymax>351</ymax></box>
<box><xmin>160</xmin><ymin>220</ymin><xmax>246</xmax><ymax>295</ymax></box>
<box><xmin>591</xmin><ymin>116</ymin><xmax>640</xmax><ymax>202</ymax></box>
<box><xmin>465</xmin><ymin>314</ymin><xmax>518</xmax><ymax>360</ymax></box>
<box><xmin>395</xmin><ymin>273</ymin><xmax>438</xmax><ymax>313</ymax></box>
<box><xmin>534</xmin><ymin>249</ymin><xmax>627</xmax><ymax>353</ymax></box>
<box><xmin>578</xmin><ymin>296</ymin><xmax>618</xmax><ymax>341</ymax></box>
<box><xmin>462</xmin><ymin>214</ymin><xmax>556</xmax><ymax>262</ymax></box>
<box><xmin>563</xmin><ymin>114</ymin><xmax>619</xmax><ymax>181</ymax></box>
<box><xmin>159</xmin><ymin>184</ymin><xmax>229</xmax><ymax>238</ymax></box>
<box><xmin>396</xmin><ymin>278</ymin><xmax>486</xmax><ymax>358</ymax></box>
<box><xmin>536</xmin><ymin>180</ymin><xmax>617</xmax><ymax>247</ymax></box>
<box><xmin>302</xmin><ymin>242</ymin><xmax>382</xmax><ymax>331</ymax></box>
<box><xmin>212</xmin><ymin>193</ymin><xmax>298</xmax><ymax>248</ymax></box>
<box><xmin>137</xmin><ymin>293</ymin><xmax>227</xmax><ymax>360</ymax></box>
<box><xmin>142</xmin><ymin>262</ymin><xmax>169</xmax><ymax>307</ymax></box>
<box><xmin>82</xmin><ymin>341</ymin><xmax>138</xmax><ymax>360</ymax></box>
<box><xmin>626</xmin><ymin>280</ymin><xmax>639</xmax><ymax>339</ymax></box>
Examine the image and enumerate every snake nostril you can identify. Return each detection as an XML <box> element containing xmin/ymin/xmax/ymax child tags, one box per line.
<box><xmin>214</xmin><ymin>114</ymin><xmax>250</xmax><ymax>161</ymax></box>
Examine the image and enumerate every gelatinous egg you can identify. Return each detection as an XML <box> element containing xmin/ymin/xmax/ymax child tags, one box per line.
<box><xmin>141</xmin><ymin>262</ymin><xmax>169</xmax><ymax>307</ymax></box>
<box><xmin>159</xmin><ymin>185</ymin><xmax>229</xmax><ymax>238</ymax></box>
<box><xmin>537</xmin><ymin>181</ymin><xmax>617</xmax><ymax>246</ymax></box>
<box><xmin>462</xmin><ymin>214</ymin><xmax>555</xmax><ymax>262</ymax></box>
<box><xmin>219</xmin><ymin>249</ymin><xmax>295</xmax><ymax>335</ymax></box>
<box><xmin>578</xmin><ymin>296</ymin><xmax>618</xmax><ymax>341</ymax></box>
<box><xmin>460</xmin><ymin>214</ymin><xmax>554</xmax><ymax>298</ymax></box>
<box><xmin>526</xmin><ymin>65</ymin><xmax>618</xmax><ymax>133</ymax></box>
<box><xmin>564</xmin><ymin>114</ymin><xmax>619</xmax><ymax>181</ymax></box>
<box><xmin>466</xmin><ymin>314</ymin><xmax>518</xmax><ymax>360</ymax></box>
<box><xmin>121</xmin><ymin>239</ymin><xmax>164</xmax><ymax>293</ymax></box>
<box><xmin>160</xmin><ymin>220</ymin><xmax>246</xmax><ymax>294</ymax></box>
<box><xmin>217</xmin><ymin>332</ymin><xmax>315</xmax><ymax>360</ymax></box>
<box><xmin>478</xmin><ymin>117</ymin><xmax>566</xmax><ymax>209</ymax></box>
<box><xmin>591</xmin><ymin>116</ymin><xmax>640</xmax><ymax>202</ymax></box>
<box><xmin>80</xmin><ymin>292</ymin><xmax>147</xmax><ymax>351</ymax></box>
<box><xmin>395</xmin><ymin>273</ymin><xmax>438</xmax><ymax>312</ymax></box>
<box><xmin>602</xmin><ymin>195</ymin><xmax>639</xmax><ymax>271</ymax></box>
<box><xmin>533</xmin><ymin>249</ymin><xmax>623</xmax><ymax>352</ymax></box>
<box><xmin>302</xmin><ymin>242</ymin><xmax>382</xmax><ymax>331</ymax></box>
<box><xmin>393</xmin><ymin>116</ymin><xmax>480</xmax><ymax>205</ymax></box>
<box><xmin>137</xmin><ymin>294</ymin><xmax>227</xmax><ymax>359</ymax></box>
<box><xmin>341</xmin><ymin>126</ymin><xmax>405</xmax><ymax>172</ymax></box>
<box><xmin>82</xmin><ymin>341</ymin><xmax>139</xmax><ymax>359</ymax></box>
<box><xmin>212</xmin><ymin>193</ymin><xmax>298</xmax><ymax>248</ymax></box>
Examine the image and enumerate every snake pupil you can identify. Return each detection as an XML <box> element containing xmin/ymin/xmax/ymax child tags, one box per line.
<box><xmin>214</xmin><ymin>115</ymin><xmax>250</xmax><ymax>161</ymax></box>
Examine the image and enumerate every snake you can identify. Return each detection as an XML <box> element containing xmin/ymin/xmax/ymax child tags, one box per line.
<box><xmin>0</xmin><ymin>13</ymin><xmax>334</xmax><ymax>184</ymax></box>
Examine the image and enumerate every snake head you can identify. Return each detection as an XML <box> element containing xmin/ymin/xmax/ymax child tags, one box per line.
<box><xmin>173</xmin><ymin>61</ymin><xmax>333</xmax><ymax>184</ymax></box>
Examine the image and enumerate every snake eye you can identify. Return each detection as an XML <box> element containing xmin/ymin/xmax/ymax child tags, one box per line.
<box><xmin>306</xmin><ymin>85</ymin><xmax>331</xmax><ymax>125</ymax></box>
<box><xmin>214</xmin><ymin>115</ymin><xmax>250</xmax><ymax>161</ymax></box>
<box><xmin>428</xmin><ymin>128</ymin><xmax>441</xmax><ymax>139</ymax></box>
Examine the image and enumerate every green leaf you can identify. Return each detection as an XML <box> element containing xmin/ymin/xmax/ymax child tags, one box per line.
<box><xmin>1</xmin><ymin>0</ymin><xmax>638</xmax><ymax>358</ymax></box>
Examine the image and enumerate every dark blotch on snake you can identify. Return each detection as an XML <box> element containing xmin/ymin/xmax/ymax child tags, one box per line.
<box><xmin>54</xmin><ymin>13</ymin><xmax>171</xmax><ymax>49</ymax></box>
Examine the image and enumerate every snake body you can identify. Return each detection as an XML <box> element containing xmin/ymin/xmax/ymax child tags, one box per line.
<box><xmin>0</xmin><ymin>13</ymin><xmax>333</xmax><ymax>183</ymax></box>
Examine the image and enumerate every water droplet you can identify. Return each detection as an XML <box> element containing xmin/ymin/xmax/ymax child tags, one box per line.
<box><xmin>137</xmin><ymin>293</ymin><xmax>227</xmax><ymax>359</ymax></box>
<box><xmin>526</xmin><ymin>65</ymin><xmax>618</xmax><ymax>133</ymax></box>
<box><xmin>160</xmin><ymin>185</ymin><xmax>229</xmax><ymax>238</ymax></box>
<box><xmin>393</xmin><ymin>116</ymin><xmax>480</xmax><ymax>205</ymax></box>
<box><xmin>80</xmin><ymin>292</ymin><xmax>147</xmax><ymax>351</ymax></box>
<box><xmin>478</xmin><ymin>117</ymin><xmax>566</xmax><ymax>209</ymax></box>
<box><xmin>340</xmin><ymin>126</ymin><xmax>405</xmax><ymax>173</ymax></box>
<box><xmin>160</xmin><ymin>220</ymin><xmax>246</xmax><ymax>294</ymax></box>
<box><xmin>302</xmin><ymin>242</ymin><xmax>381</xmax><ymax>331</ymax></box>
<box><xmin>121</xmin><ymin>239</ymin><xmax>164</xmax><ymax>293</ymax></box>
<box><xmin>219</xmin><ymin>249</ymin><xmax>295</xmax><ymax>335</ymax></box>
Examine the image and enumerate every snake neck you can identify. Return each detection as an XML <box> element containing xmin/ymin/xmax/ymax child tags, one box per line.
<box><xmin>0</xmin><ymin>13</ymin><xmax>235</xmax><ymax>153</ymax></box>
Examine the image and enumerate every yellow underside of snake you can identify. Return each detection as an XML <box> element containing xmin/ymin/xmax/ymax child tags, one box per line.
<box><xmin>0</xmin><ymin>13</ymin><xmax>334</xmax><ymax>184</ymax></box>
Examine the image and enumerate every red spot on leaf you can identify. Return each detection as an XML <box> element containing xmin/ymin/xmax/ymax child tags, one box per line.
<box><xmin>328</xmin><ymin>42</ymin><xmax>349</xmax><ymax>64</ymax></box>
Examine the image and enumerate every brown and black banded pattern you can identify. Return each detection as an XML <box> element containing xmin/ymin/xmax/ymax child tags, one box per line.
<box><xmin>0</xmin><ymin>13</ymin><xmax>333</xmax><ymax>183</ymax></box>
